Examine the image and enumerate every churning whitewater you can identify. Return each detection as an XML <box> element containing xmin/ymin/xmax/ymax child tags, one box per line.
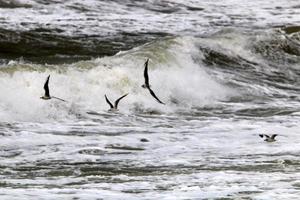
<box><xmin>1</xmin><ymin>0</ymin><xmax>300</xmax><ymax>199</ymax></box>
<box><xmin>0</xmin><ymin>36</ymin><xmax>233</xmax><ymax>122</ymax></box>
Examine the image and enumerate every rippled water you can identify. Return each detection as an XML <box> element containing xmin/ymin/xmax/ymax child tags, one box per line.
<box><xmin>0</xmin><ymin>0</ymin><xmax>300</xmax><ymax>199</ymax></box>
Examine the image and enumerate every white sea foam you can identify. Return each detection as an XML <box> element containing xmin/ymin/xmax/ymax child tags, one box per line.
<box><xmin>0</xmin><ymin>3</ymin><xmax>300</xmax><ymax>198</ymax></box>
<box><xmin>0</xmin><ymin>119</ymin><xmax>300</xmax><ymax>199</ymax></box>
<box><xmin>0</xmin><ymin>36</ymin><xmax>234</xmax><ymax>122</ymax></box>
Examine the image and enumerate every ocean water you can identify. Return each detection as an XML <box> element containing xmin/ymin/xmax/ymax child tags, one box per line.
<box><xmin>0</xmin><ymin>0</ymin><xmax>300</xmax><ymax>199</ymax></box>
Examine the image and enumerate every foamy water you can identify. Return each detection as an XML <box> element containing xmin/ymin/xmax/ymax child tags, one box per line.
<box><xmin>1</xmin><ymin>1</ymin><xmax>300</xmax><ymax>199</ymax></box>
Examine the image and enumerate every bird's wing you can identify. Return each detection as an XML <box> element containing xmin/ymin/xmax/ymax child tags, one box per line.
<box><xmin>52</xmin><ymin>96</ymin><xmax>67</xmax><ymax>102</ymax></box>
<box><xmin>114</xmin><ymin>93</ymin><xmax>128</xmax><ymax>108</ymax></box>
<box><xmin>44</xmin><ymin>75</ymin><xmax>50</xmax><ymax>97</ymax></box>
<box><xmin>271</xmin><ymin>134</ymin><xmax>278</xmax><ymax>139</ymax></box>
<box><xmin>259</xmin><ymin>134</ymin><xmax>270</xmax><ymax>138</ymax></box>
<box><xmin>148</xmin><ymin>88</ymin><xmax>165</xmax><ymax>105</ymax></box>
<box><xmin>144</xmin><ymin>59</ymin><xmax>150</xmax><ymax>87</ymax></box>
<box><xmin>105</xmin><ymin>95</ymin><xmax>114</xmax><ymax>109</ymax></box>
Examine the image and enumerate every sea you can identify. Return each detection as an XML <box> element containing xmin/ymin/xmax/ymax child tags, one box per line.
<box><xmin>0</xmin><ymin>0</ymin><xmax>300</xmax><ymax>199</ymax></box>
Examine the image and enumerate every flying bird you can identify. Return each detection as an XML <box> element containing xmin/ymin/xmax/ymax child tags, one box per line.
<box><xmin>40</xmin><ymin>75</ymin><xmax>66</xmax><ymax>102</ymax></box>
<box><xmin>142</xmin><ymin>59</ymin><xmax>165</xmax><ymax>105</ymax></box>
<box><xmin>259</xmin><ymin>134</ymin><xmax>277</xmax><ymax>142</ymax></box>
<box><xmin>105</xmin><ymin>93</ymin><xmax>128</xmax><ymax>111</ymax></box>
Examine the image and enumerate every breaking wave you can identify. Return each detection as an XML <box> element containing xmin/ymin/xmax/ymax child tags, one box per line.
<box><xmin>1</xmin><ymin>28</ymin><xmax>300</xmax><ymax>122</ymax></box>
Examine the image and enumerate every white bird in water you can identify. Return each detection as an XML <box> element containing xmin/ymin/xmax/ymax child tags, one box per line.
<box><xmin>259</xmin><ymin>134</ymin><xmax>278</xmax><ymax>142</ymax></box>
<box><xmin>142</xmin><ymin>58</ymin><xmax>165</xmax><ymax>105</ymax></box>
<box><xmin>40</xmin><ymin>75</ymin><xmax>66</xmax><ymax>102</ymax></box>
<box><xmin>105</xmin><ymin>93</ymin><xmax>128</xmax><ymax>111</ymax></box>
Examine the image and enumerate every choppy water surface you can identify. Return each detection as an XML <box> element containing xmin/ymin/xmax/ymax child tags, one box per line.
<box><xmin>1</xmin><ymin>0</ymin><xmax>300</xmax><ymax>199</ymax></box>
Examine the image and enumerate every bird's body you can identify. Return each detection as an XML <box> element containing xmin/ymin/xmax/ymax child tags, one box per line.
<box><xmin>259</xmin><ymin>134</ymin><xmax>277</xmax><ymax>142</ymax></box>
<box><xmin>40</xmin><ymin>96</ymin><xmax>51</xmax><ymax>100</ymax></box>
<box><xmin>40</xmin><ymin>75</ymin><xmax>66</xmax><ymax>102</ymax></box>
<box><xmin>142</xmin><ymin>59</ymin><xmax>165</xmax><ymax>105</ymax></box>
<box><xmin>141</xmin><ymin>84</ymin><xmax>148</xmax><ymax>89</ymax></box>
<box><xmin>105</xmin><ymin>94</ymin><xmax>128</xmax><ymax>111</ymax></box>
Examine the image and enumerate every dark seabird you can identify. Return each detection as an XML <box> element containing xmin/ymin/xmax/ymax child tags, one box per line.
<box><xmin>105</xmin><ymin>93</ymin><xmax>128</xmax><ymax>111</ymax></box>
<box><xmin>259</xmin><ymin>134</ymin><xmax>277</xmax><ymax>142</ymax></box>
<box><xmin>40</xmin><ymin>75</ymin><xmax>66</xmax><ymax>102</ymax></box>
<box><xmin>142</xmin><ymin>59</ymin><xmax>165</xmax><ymax>105</ymax></box>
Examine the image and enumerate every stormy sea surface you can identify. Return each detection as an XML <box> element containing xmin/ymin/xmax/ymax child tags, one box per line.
<box><xmin>1</xmin><ymin>0</ymin><xmax>300</xmax><ymax>199</ymax></box>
